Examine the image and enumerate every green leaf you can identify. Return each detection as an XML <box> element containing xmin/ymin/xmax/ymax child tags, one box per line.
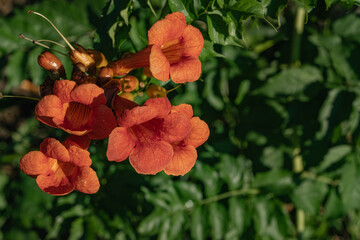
<box><xmin>138</xmin><ymin>210</ymin><xmax>165</xmax><ymax>235</ymax></box>
<box><xmin>206</xmin><ymin>12</ymin><xmax>243</xmax><ymax>47</ymax></box>
<box><xmin>235</xmin><ymin>79</ymin><xmax>250</xmax><ymax>105</ymax></box>
<box><xmin>324</xmin><ymin>188</ymin><xmax>344</xmax><ymax>219</ymax></box>
<box><xmin>340</xmin><ymin>161</ymin><xmax>360</xmax><ymax>211</ymax></box>
<box><xmin>208</xmin><ymin>203</ymin><xmax>227</xmax><ymax>239</ymax></box>
<box><xmin>253</xmin><ymin>169</ymin><xmax>294</xmax><ymax>194</ymax></box>
<box><xmin>260</xmin><ymin>146</ymin><xmax>284</xmax><ymax>169</ymax></box>
<box><xmin>168</xmin><ymin>0</ymin><xmax>192</xmax><ymax>21</ymax></box>
<box><xmin>291</xmin><ymin>180</ymin><xmax>328</xmax><ymax>214</ymax></box>
<box><xmin>5</xmin><ymin>50</ymin><xmax>27</xmax><ymax>92</ymax></box>
<box><xmin>253</xmin><ymin>65</ymin><xmax>322</xmax><ymax>98</ymax></box>
<box><xmin>333</xmin><ymin>14</ymin><xmax>360</xmax><ymax>41</ymax></box>
<box><xmin>69</xmin><ymin>217</ymin><xmax>84</xmax><ymax>240</ymax></box>
<box><xmin>317</xmin><ymin>145</ymin><xmax>351</xmax><ymax>172</ymax></box>
<box><xmin>174</xmin><ymin>181</ymin><xmax>203</xmax><ymax>202</ymax></box>
<box><xmin>191</xmin><ymin>207</ymin><xmax>207</xmax><ymax>240</ymax></box>
<box><xmin>193</xmin><ymin>162</ymin><xmax>221</xmax><ymax>197</ymax></box>
<box><xmin>231</xmin><ymin>0</ymin><xmax>266</xmax><ymax>17</ymax></box>
<box><xmin>120</xmin><ymin>0</ymin><xmax>133</xmax><ymax>25</ymax></box>
<box><xmin>226</xmin><ymin>198</ymin><xmax>249</xmax><ymax>238</ymax></box>
<box><xmin>218</xmin><ymin>154</ymin><xmax>244</xmax><ymax>190</ymax></box>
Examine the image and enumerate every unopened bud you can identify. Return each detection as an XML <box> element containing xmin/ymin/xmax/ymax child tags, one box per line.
<box><xmin>97</xmin><ymin>67</ymin><xmax>114</xmax><ymax>87</ymax></box>
<box><xmin>87</xmin><ymin>49</ymin><xmax>108</xmax><ymax>69</ymax></box>
<box><xmin>146</xmin><ymin>84</ymin><xmax>167</xmax><ymax>98</ymax></box>
<box><xmin>38</xmin><ymin>51</ymin><xmax>66</xmax><ymax>79</ymax></box>
<box><xmin>121</xmin><ymin>75</ymin><xmax>139</xmax><ymax>92</ymax></box>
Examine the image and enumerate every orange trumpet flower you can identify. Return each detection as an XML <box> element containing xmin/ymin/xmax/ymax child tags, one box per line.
<box><xmin>35</xmin><ymin>80</ymin><xmax>117</xmax><ymax>140</ymax></box>
<box><xmin>164</xmin><ymin>104</ymin><xmax>210</xmax><ymax>176</ymax></box>
<box><xmin>108</xmin><ymin>12</ymin><xmax>204</xmax><ymax>83</ymax></box>
<box><xmin>107</xmin><ymin>97</ymin><xmax>192</xmax><ymax>174</ymax></box>
<box><xmin>19</xmin><ymin>135</ymin><xmax>100</xmax><ymax>195</ymax></box>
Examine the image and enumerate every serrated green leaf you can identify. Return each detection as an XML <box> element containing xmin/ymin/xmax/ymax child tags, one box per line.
<box><xmin>292</xmin><ymin>180</ymin><xmax>328</xmax><ymax>214</ymax></box>
<box><xmin>254</xmin><ymin>65</ymin><xmax>322</xmax><ymax>98</ymax></box>
<box><xmin>340</xmin><ymin>161</ymin><xmax>360</xmax><ymax>211</ymax></box>
<box><xmin>5</xmin><ymin>50</ymin><xmax>27</xmax><ymax>92</ymax></box>
<box><xmin>168</xmin><ymin>0</ymin><xmax>192</xmax><ymax>21</ymax></box>
<box><xmin>231</xmin><ymin>0</ymin><xmax>266</xmax><ymax>16</ymax></box>
<box><xmin>138</xmin><ymin>210</ymin><xmax>165</xmax><ymax>235</ymax></box>
<box><xmin>253</xmin><ymin>169</ymin><xmax>293</xmax><ymax>194</ymax></box>
<box><xmin>261</xmin><ymin>146</ymin><xmax>284</xmax><ymax>169</ymax></box>
<box><xmin>191</xmin><ymin>207</ymin><xmax>207</xmax><ymax>240</ymax></box>
<box><xmin>218</xmin><ymin>154</ymin><xmax>243</xmax><ymax>190</ymax></box>
<box><xmin>193</xmin><ymin>162</ymin><xmax>221</xmax><ymax>197</ymax></box>
<box><xmin>174</xmin><ymin>181</ymin><xmax>203</xmax><ymax>202</ymax></box>
<box><xmin>206</xmin><ymin>12</ymin><xmax>243</xmax><ymax>47</ymax></box>
<box><xmin>69</xmin><ymin>217</ymin><xmax>84</xmax><ymax>240</ymax></box>
<box><xmin>324</xmin><ymin>188</ymin><xmax>344</xmax><ymax>219</ymax></box>
<box><xmin>209</xmin><ymin>203</ymin><xmax>227</xmax><ymax>239</ymax></box>
<box><xmin>318</xmin><ymin>145</ymin><xmax>351</xmax><ymax>172</ymax></box>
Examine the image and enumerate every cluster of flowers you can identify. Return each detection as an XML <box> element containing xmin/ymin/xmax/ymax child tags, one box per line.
<box><xmin>19</xmin><ymin>12</ymin><xmax>209</xmax><ymax>196</ymax></box>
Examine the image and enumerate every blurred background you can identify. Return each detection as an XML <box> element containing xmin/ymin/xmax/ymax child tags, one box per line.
<box><xmin>1</xmin><ymin>0</ymin><xmax>360</xmax><ymax>239</ymax></box>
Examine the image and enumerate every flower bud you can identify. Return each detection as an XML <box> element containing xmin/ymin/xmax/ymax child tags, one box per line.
<box><xmin>97</xmin><ymin>67</ymin><xmax>114</xmax><ymax>87</ymax></box>
<box><xmin>69</xmin><ymin>43</ymin><xmax>96</xmax><ymax>75</ymax></box>
<box><xmin>146</xmin><ymin>84</ymin><xmax>167</xmax><ymax>98</ymax></box>
<box><xmin>121</xmin><ymin>75</ymin><xmax>139</xmax><ymax>92</ymax></box>
<box><xmin>87</xmin><ymin>49</ymin><xmax>108</xmax><ymax>69</ymax></box>
<box><xmin>38</xmin><ymin>51</ymin><xmax>66</xmax><ymax>79</ymax></box>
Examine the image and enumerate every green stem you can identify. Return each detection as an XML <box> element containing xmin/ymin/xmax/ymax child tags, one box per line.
<box><xmin>1</xmin><ymin>94</ymin><xmax>40</xmax><ymax>101</ymax></box>
<box><xmin>199</xmin><ymin>188</ymin><xmax>259</xmax><ymax>206</ymax></box>
<box><xmin>290</xmin><ymin>7</ymin><xmax>305</xmax><ymax>66</ymax></box>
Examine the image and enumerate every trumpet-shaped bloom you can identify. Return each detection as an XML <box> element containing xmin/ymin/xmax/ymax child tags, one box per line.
<box><xmin>108</xmin><ymin>12</ymin><xmax>204</xmax><ymax>83</ymax></box>
<box><xmin>107</xmin><ymin>97</ymin><xmax>192</xmax><ymax>174</ymax></box>
<box><xmin>19</xmin><ymin>135</ymin><xmax>100</xmax><ymax>195</ymax></box>
<box><xmin>164</xmin><ymin>104</ymin><xmax>210</xmax><ymax>176</ymax></box>
<box><xmin>35</xmin><ymin>80</ymin><xmax>116</xmax><ymax>140</ymax></box>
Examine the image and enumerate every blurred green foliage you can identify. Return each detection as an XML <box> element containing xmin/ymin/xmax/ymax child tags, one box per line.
<box><xmin>1</xmin><ymin>0</ymin><xmax>360</xmax><ymax>239</ymax></box>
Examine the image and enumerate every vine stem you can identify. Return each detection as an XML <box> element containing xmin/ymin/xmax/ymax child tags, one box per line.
<box><xmin>0</xmin><ymin>94</ymin><xmax>40</xmax><ymax>101</ymax></box>
<box><xmin>199</xmin><ymin>188</ymin><xmax>259</xmax><ymax>206</ymax></box>
<box><xmin>290</xmin><ymin>7</ymin><xmax>306</xmax><ymax>66</ymax></box>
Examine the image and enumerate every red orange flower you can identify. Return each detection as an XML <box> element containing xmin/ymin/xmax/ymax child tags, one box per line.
<box><xmin>164</xmin><ymin>104</ymin><xmax>210</xmax><ymax>176</ymax></box>
<box><xmin>19</xmin><ymin>135</ymin><xmax>100</xmax><ymax>195</ymax></box>
<box><xmin>107</xmin><ymin>96</ymin><xmax>192</xmax><ymax>174</ymax></box>
<box><xmin>35</xmin><ymin>80</ymin><xmax>116</xmax><ymax>140</ymax></box>
<box><xmin>108</xmin><ymin>12</ymin><xmax>204</xmax><ymax>83</ymax></box>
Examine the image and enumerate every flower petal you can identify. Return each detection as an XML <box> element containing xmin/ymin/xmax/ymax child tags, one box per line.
<box><xmin>74</xmin><ymin>167</ymin><xmax>100</xmax><ymax>194</ymax></box>
<box><xmin>36</xmin><ymin>173</ymin><xmax>74</xmax><ymax>196</ymax></box>
<box><xmin>35</xmin><ymin>95</ymin><xmax>65</xmax><ymax>128</ymax></box>
<box><xmin>144</xmin><ymin>97</ymin><xmax>172</xmax><ymax>118</ymax></box>
<box><xmin>148</xmin><ymin>12</ymin><xmax>187</xmax><ymax>46</ymax></box>
<box><xmin>40</xmin><ymin>138</ymin><xmax>70</xmax><ymax>163</ymax></box>
<box><xmin>107</xmin><ymin>127</ymin><xmax>135</xmax><ymax>162</ymax></box>
<box><xmin>67</xmin><ymin>145</ymin><xmax>92</xmax><ymax>167</ymax></box>
<box><xmin>53</xmin><ymin>80</ymin><xmax>76</xmax><ymax>103</ymax></box>
<box><xmin>87</xmin><ymin>105</ymin><xmax>117</xmax><ymax>140</ymax></box>
<box><xmin>70</xmin><ymin>83</ymin><xmax>107</xmax><ymax>107</ymax></box>
<box><xmin>184</xmin><ymin>117</ymin><xmax>210</xmax><ymax>148</ymax></box>
<box><xmin>171</xmin><ymin>104</ymin><xmax>193</xmax><ymax>119</ymax></box>
<box><xmin>164</xmin><ymin>145</ymin><xmax>197</xmax><ymax>176</ymax></box>
<box><xmin>119</xmin><ymin>105</ymin><xmax>158</xmax><ymax>127</ymax></box>
<box><xmin>149</xmin><ymin>45</ymin><xmax>170</xmax><ymax>81</ymax></box>
<box><xmin>129</xmin><ymin>140</ymin><xmax>173</xmax><ymax>175</ymax></box>
<box><xmin>20</xmin><ymin>151</ymin><xmax>50</xmax><ymax>176</ymax></box>
<box><xmin>112</xmin><ymin>95</ymin><xmax>139</xmax><ymax>118</ymax></box>
<box><xmin>170</xmin><ymin>57</ymin><xmax>201</xmax><ymax>83</ymax></box>
<box><xmin>160</xmin><ymin>111</ymin><xmax>191</xmax><ymax>143</ymax></box>
<box><xmin>62</xmin><ymin>135</ymin><xmax>91</xmax><ymax>150</ymax></box>
<box><xmin>181</xmin><ymin>25</ymin><xmax>204</xmax><ymax>57</ymax></box>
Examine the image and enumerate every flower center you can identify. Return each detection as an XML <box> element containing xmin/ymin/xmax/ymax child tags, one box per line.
<box><xmin>161</xmin><ymin>39</ymin><xmax>183</xmax><ymax>64</ymax></box>
<box><xmin>64</xmin><ymin>102</ymin><xmax>92</xmax><ymax>130</ymax></box>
